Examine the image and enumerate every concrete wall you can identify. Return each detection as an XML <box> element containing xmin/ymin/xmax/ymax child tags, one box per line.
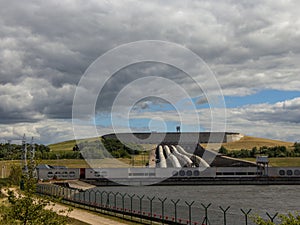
<box><xmin>226</xmin><ymin>133</ymin><xmax>244</xmax><ymax>143</ymax></box>
<box><xmin>102</xmin><ymin>132</ymin><xmax>239</xmax><ymax>144</ymax></box>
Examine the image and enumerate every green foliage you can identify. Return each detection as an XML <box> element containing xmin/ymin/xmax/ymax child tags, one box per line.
<box><xmin>0</xmin><ymin>143</ymin><xmax>82</xmax><ymax>160</ymax></box>
<box><xmin>0</xmin><ymin>143</ymin><xmax>50</xmax><ymax>160</ymax></box>
<box><xmin>0</xmin><ymin>143</ymin><xmax>22</xmax><ymax>160</ymax></box>
<box><xmin>294</xmin><ymin>142</ymin><xmax>300</xmax><ymax>154</ymax></box>
<box><xmin>253</xmin><ymin>213</ymin><xmax>300</xmax><ymax>225</ymax></box>
<box><xmin>8</xmin><ymin>165</ymin><xmax>23</xmax><ymax>186</ymax></box>
<box><xmin>35</xmin><ymin>151</ymin><xmax>83</xmax><ymax>160</ymax></box>
<box><xmin>0</xmin><ymin>178</ymin><xmax>10</xmax><ymax>190</ymax></box>
<box><xmin>219</xmin><ymin>146</ymin><xmax>228</xmax><ymax>155</ymax></box>
<box><xmin>77</xmin><ymin>138</ymin><xmax>142</xmax><ymax>159</ymax></box>
<box><xmin>0</xmin><ymin>160</ymin><xmax>70</xmax><ymax>225</ymax></box>
<box><xmin>1</xmin><ymin>190</ymin><xmax>69</xmax><ymax>225</ymax></box>
<box><xmin>220</xmin><ymin>145</ymin><xmax>300</xmax><ymax>158</ymax></box>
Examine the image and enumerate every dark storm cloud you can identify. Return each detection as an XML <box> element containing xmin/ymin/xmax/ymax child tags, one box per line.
<box><xmin>95</xmin><ymin>62</ymin><xmax>202</xmax><ymax>114</ymax></box>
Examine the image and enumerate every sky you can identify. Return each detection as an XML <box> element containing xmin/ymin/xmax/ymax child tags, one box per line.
<box><xmin>0</xmin><ymin>0</ymin><xmax>300</xmax><ymax>144</ymax></box>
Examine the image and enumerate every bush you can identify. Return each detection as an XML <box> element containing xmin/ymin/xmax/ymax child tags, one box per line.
<box><xmin>253</xmin><ymin>212</ymin><xmax>300</xmax><ymax>225</ymax></box>
<box><xmin>220</xmin><ymin>145</ymin><xmax>298</xmax><ymax>159</ymax></box>
<box><xmin>8</xmin><ymin>165</ymin><xmax>22</xmax><ymax>186</ymax></box>
<box><xmin>0</xmin><ymin>162</ymin><xmax>70</xmax><ymax>225</ymax></box>
<box><xmin>219</xmin><ymin>146</ymin><xmax>228</xmax><ymax>155</ymax></box>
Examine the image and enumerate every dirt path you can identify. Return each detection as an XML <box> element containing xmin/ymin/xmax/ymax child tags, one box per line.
<box><xmin>49</xmin><ymin>203</ymin><xmax>127</xmax><ymax>225</ymax></box>
<box><xmin>1</xmin><ymin>188</ymin><xmax>127</xmax><ymax>225</ymax></box>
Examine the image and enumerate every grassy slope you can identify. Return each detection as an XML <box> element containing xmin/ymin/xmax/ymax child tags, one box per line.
<box><xmin>48</xmin><ymin>137</ymin><xmax>155</xmax><ymax>167</ymax></box>
<box><xmin>221</xmin><ymin>136</ymin><xmax>299</xmax><ymax>167</ymax></box>
<box><xmin>222</xmin><ymin>136</ymin><xmax>293</xmax><ymax>150</ymax></box>
<box><xmin>48</xmin><ymin>136</ymin><xmax>104</xmax><ymax>152</ymax></box>
<box><xmin>48</xmin><ymin>138</ymin><xmax>155</xmax><ymax>152</ymax></box>
<box><xmin>48</xmin><ymin>140</ymin><xmax>77</xmax><ymax>152</ymax></box>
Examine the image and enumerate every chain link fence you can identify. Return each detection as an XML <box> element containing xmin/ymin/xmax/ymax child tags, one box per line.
<box><xmin>36</xmin><ymin>184</ymin><xmax>282</xmax><ymax>225</ymax></box>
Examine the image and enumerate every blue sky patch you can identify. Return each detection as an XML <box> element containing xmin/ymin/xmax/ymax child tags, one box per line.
<box><xmin>224</xmin><ymin>90</ymin><xmax>300</xmax><ymax>108</ymax></box>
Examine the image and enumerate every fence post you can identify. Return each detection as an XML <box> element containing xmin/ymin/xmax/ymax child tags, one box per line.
<box><xmin>185</xmin><ymin>200</ymin><xmax>195</xmax><ymax>225</ymax></box>
<box><xmin>241</xmin><ymin>209</ymin><xmax>252</xmax><ymax>225</ymax></box>
<box><xmin>128</xmin><ymin>194</ymin><xmax>135</xmax><ymax>220</ymax></box>
<box><xmin>71</xmin><ymin>189</ymin><xmax>75</xmax><ymax>202</ymax></box>
<box><xmin>113</xmin><ymin>192</ymin><xmax>119</xmax><ymax>215</ymax></box>
<box><xmin>90</xmin><ymin>190</ymin><xmax>95</xmax><ymax>209</ymax></box>
<box><xmin>137</xmin><ymin>194</ymin><xmax>145</xmax><ymax>223</ymax></box>
<box><xmin>84</xmin><ymin>190</ymin><xmax>87</xmax><ymax>204</ymax></box>
<box><xmin>201</xmin><ymin>203</ymin><xmax>212</xmax><ymax>225</ymax></box>
<box><xmin>54</xmin><ymin>185</ymin><xmax>57</xmax><ymax>196</ymax></box>
<box><xmin>147</xmin><ymin>196</ymin><xmax>156</xmax><ymax>224</ymax></box>
<box><xmin>158</xmin><ymin>197</ymin><xmax>167</xmax><ymax>224</ymax></box>
<box><xmin>67</xmin><ymin>188</ymin><xmax>70</xmax><ymax>200</ymax></box>
<box><xmin>219</xmin><ymin>206</ymin><xmax>230</xmax><ymax>225</ymax></box>
<box><xmin>266</xmin><ymin>212</ymin><xmax>279</xmax><ymax>222</ymax></box>
<box><xmin>88</xmin><ymin>190</ymin><xmax>91</xmax><ymax>203</ymax></box>
<box><xmin>171</xmin><ymin>199</ymin><xmax>180</xmax><ymax>223</ymax></box>
<box><xmin>107</xmin><ymin>191</ymin><xmax>113</xmax><ymax>209</ymax></box>
<box><xmin>95</xmin><ymin>190</ymin><xmax>100</xmax><ymax>206</ymax></box>
<box><xmin>101</xmin><ymin>191</ymin><xmax>107</xmax><ymax>209</ymax></box>
<box><xmin>119</xmin><ymin>193</ymin><xmax>127</xmax><ymax>218</ymax></box>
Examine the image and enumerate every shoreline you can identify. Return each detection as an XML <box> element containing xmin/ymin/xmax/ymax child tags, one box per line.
<box><xmin>47</xmin><ymin>177</ymin><xmax>300</xmax><ymax>188</ymax></box>
<box><xmin>79</xmin><ymin>176</ymin><xmax>300</xmax><ymax>186</ymax></box>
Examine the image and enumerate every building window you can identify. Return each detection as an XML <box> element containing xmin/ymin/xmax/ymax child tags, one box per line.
<box><xmin>279</xmin><ymin>170</ymin><xmax>285</xmax><ymax>176</ymax></box>
<box><xmin>186</xmin><ymin>170</ymin><xmax>192</xmax><ymax>176</ymax></box>
<box><xmin>179</xmin><ymin>170</ymin><xmax>185</xmax><ymax>176</ymax></box>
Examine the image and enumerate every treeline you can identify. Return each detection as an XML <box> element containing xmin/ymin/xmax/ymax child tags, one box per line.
<box><xmin>0</xmin><ymin>138</ymin><xmax>143</xmax><ymax>160</ymax></box>
<box><xmin>0</xmin><ymin>143</ymin><xmax>82</xmax><ymax>160</ymax></box>
<box><xmin>78</xmin><ymin>138</ymin><xmax>142</xmax><ymax>159</ymax></box>
<box><xmin>219</xmin><ymin>142</ymin><xmax>300</xmax><ymax>158</ymax></box>
<box><xmin>0</xmin><ymin>143</ymin><xmax>51</xmax><ymax>160</ymax></box>
<box><xmin>35</xmin><ymin>151</ymin><xmax>83</xmax><ymax>160</ymax></box>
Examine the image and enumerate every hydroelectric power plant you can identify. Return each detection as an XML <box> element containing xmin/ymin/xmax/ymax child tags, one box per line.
<box><xmin>37</xmin><ymin>132</ymin><xmax>300</xmax><ymax>186</ymax></box>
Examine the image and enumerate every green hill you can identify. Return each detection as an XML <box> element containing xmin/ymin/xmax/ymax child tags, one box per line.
<box><xmin>48</xmin><ymin>139</ymin><xmax>77</xmax><ymax>152</ymax></box>
<box><xmin>222</xmin><ymin>136</ymin><xmax>293</xmax><ymax>151</ymax></box>
<box><xmin>49</xmin><ymin>135</ymin><xmax>294</xmax><ymax>152</ymax></box>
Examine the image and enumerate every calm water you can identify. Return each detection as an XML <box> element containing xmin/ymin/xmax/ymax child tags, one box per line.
<box><xmin>86</xmin><ymin>185</ymin><xmax>300</xmax><ymax>224</ymax></box>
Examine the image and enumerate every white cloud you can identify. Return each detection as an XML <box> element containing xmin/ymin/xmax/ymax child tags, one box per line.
<box><xmin>0</xmin><ymin>0</ymin><xmax>300</xmax><ymax>143</ymax></box>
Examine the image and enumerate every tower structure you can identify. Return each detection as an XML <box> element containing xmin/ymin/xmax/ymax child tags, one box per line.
<box><xmin>22</xmin><ymin>134</ymin><xmax>28</xmax><ymax>174</ymax></box>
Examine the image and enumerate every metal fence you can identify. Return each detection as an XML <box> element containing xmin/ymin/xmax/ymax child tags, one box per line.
<box><xmin>36</xmin><ymin>184</ymin><xmax>281</xmax><ymax>225</ymax></box>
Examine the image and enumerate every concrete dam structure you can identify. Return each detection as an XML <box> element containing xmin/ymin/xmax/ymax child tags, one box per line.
<box><xmin>102</xmin><ymin>132</ymin><xmax>243</xmax><ymax>145</ymax></box>
<box><xmin>102</xmin><ymin>132</ymin><xmax>255</xmax><ymax>168</ymax></box>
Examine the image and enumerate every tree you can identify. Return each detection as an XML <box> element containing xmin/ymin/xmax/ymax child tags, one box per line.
<box><xmin>8</xmin><ymin>165</ymin><xmax>22</xmax><ymax>186</ymax></box>
<box><xmin>72</xmin><ymin>144</ymin><xmax>79</xmax><ymax>151</ymax></box>
<box><xmin>1</xmin><ymin>190</ymin><xmax>70</xmax><ymax>225</ymax></box>
<box><xmin>0</xmin><ymin>160</ymin><xmax>70</xmax><ymax>224</ymax></box>
<box><xmin>294</xmin><ymin>142</ymin><xmax>300</xmax><ymax>154</ymax></box>
<box><xmin>218</xmin><ymin>146</ymin><xmax>228</xmax><ymax>155</ymax></box>
<box><xmin>251</xmin><ymin>147</ymin><xmax>258</xmax><ymax>157</ymax></box>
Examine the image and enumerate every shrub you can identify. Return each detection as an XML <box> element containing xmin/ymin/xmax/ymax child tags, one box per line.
<box><xmin>253</xmin><ymin>213</ymin><xmax>300</xmax><ymax>225</ymax></box>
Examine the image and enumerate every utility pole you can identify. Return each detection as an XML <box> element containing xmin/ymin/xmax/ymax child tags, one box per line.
<box><xmin>22</xmin><ymin>134</ymin><xmax>28</xmax><ymax>174</ymax></box>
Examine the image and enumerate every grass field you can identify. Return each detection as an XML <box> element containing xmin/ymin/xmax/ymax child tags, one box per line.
<box><xmin>222</xmin><ymin>136</ymin><xmax>293</xmax><ymax>150</ymax></box>
<box><xmin>48</xmin><ymin>139</ymin><xmax>78</xmax><ymax>152</ymax></box>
